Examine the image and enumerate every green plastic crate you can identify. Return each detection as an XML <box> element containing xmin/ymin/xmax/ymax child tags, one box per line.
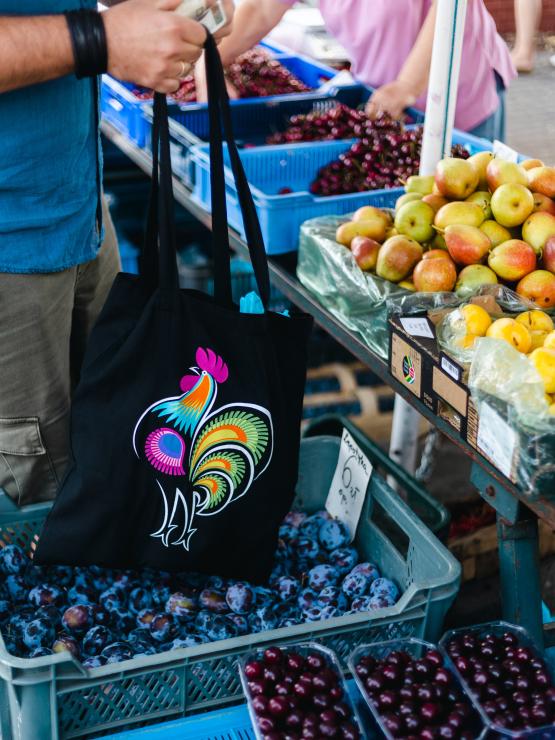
<box><xmin>0</xmin><ymin>437</ymin><xmax>460</xmax><ymax>740</ymax></box>
<box><xmin>302</xmin><ymin>414</ymin><xmax>451</xmax><ymax>540</ymax></box>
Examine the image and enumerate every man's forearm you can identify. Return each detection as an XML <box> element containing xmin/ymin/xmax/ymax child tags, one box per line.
<box><xmin>217</xmin><ymin>0</ymin><xmax>287</xmax><ymax>67</ymax></box>
<box><xmin>0</xmin><ymin>15</ymin><xmax>74</xmax><ymax>94</ymax></box>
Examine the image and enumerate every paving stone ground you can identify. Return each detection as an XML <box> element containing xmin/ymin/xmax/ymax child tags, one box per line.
<box><xmin>506</xmin><ymin>51</ymin><xmax>555</xmax><ymax>161</ymax></box>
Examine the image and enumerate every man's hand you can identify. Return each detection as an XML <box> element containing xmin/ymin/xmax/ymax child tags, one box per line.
<box><xmin>103</xmin><ymin>0</ymin><xmax>209</xmax><ymax>94</ymax></box>
<box><xmin>366</xmin><ymin>80</ymin><xmax>417</xmax><ymax>120</ymax></box>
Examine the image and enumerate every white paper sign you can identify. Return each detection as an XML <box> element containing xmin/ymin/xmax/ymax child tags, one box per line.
<box><xmin>318</xmin><ymin>70</ymin><xmax>356</xmax><ymax>92</ymax></box>
<box><xmin>477</xmin><ymin>403</ymin><xmax>517</xmax><ymax>478</ymax></box>
<box><xmin>493</xmin><ymin>140</ymin><xmax>519</xmax><ymax>164</ymax></box>
<box><xmin>400</xmin><ymin>317</ymin><xmax>435</xmax><ymax>339</ymax></box>
<box><xmin>325</xmin><ymin>429</ymin><xmax>373</xmax><ymax>541</ymax></box>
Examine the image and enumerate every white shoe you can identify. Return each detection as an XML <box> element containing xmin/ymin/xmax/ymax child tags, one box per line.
<box><xmin>550</xmin><ymin>54</ymin><xmax>555</xmax><ymax>67</ymax></box>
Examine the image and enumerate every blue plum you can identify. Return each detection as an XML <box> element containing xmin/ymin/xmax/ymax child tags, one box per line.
<box><xmin>82</xmin><ymin>655</ymin><xmax>107</xmax><ymax>668</ymax></box>
<box><xmin>369</xmin><ymin>577</ymin><xmax>399</xmax><ymax>602</ymax></box>
<box><xmin>227</xmin><ymin>613</ymin><xmax>249</xmax><ymax>635</ymax></box>
<box><xmin>23</xmin><ymin>618</ymin><xmax>56</xmax><ymax>650</ymax></box>
<box><xmin>341</xmin><ymin>570</ymin><xmax>372</xmax><ymax>599</ymax></box>
<box><xmin>0</xmin><ymin>545</ymin><xmax>26</xmax><ymax>575</ymax></box>
<box><xmin>48</xmin><ymin>565</ymin><xmax>74</xmax><ymax>588</ymax></box>
<box><xmin>307</xmin><ymin>564</ymin><xmax>340</xmax><ymax>591</ymax></box>
<box><xmin>101</xmin><ymin>641</ymin><xmax>133</xmax><ymax>664</ymax></box>
<box><xmin>329</xmin><ymin>546</ymin><xmax>359</xmax><ymax>575</ymax></box>
<box><xmin>194</xmin><ymin>610</ymin><xmax>213</xmax><ymax>634</ymax></box>
<box><xmin>62</xmin><ymin>605</ymin><xmax>94</xmax><ymax>634</ymax></box>
<box><xmin>225</xmin><ymin>582</ymin><xmax>255</xmax><ymax>614</ymax></box>
<box><xmin>349</xmin><ymin>596</ymin><xmax>373</xmax><ymax>613</ymax></box>
<box><xmin>136</xmin><ymin>608</ymin><xmax>157</xmax><ymax>630</ymax></box>
<box><xmin>83</xmin><ymin>626</ymin><xmax>113</xmax><ymax>656</ymax></box>
<box><xmin>248</xmin><ymin>606</ymin><xmax>278</xmax><ymax>633</ymax></box>
<box><xmin>5</xmin><ymin>574</ymin><xmax>29</xmax><ymax>602</ymax></box>
<box><xmin>207</xmin><ymin>615</ymin><xmax>238</xmax><ymax>642</ymax></box>
<box><xmin>165</xmin><ymin>592</ymin><xmax>197</xmax><ymax>619</ymax></box>
<box><xmin>293</xmin><ymin>536</ymin><xmax>320</xmax><ymax>563</ymax></box>
<box><xmin>52</xmin><ymin>634</ymin><xmax>81</xmax><ymax>658</ymax></box>
<box><xmin>29</xmin><ymin>584</ymin><xmax>66</xmax><ymax>608</ymax></box>
<box><xmin>351</xmin><ymin>562</ymin><xmax>380</xmax><ymax>582</ymax></box>
<box><xmin>278</xmin><ymin>524</ymin><xmax>298</xmax><ymax>542</ymax></box>
<box><xmin>129</xmin><ymin>587</ymin><xmax>153</xmax><ymax>614</ymax></box>
<box><xmin>0</xmin><ymin>598</ymin><xmax>11</xmax><ymax>621</ymax></box>
<box><xmin>283</xmin><ymin>511</ymin><xmax>306</xmax><ymax>528</ymax></box>
<box><xmin>367</xmin><ymin>594</ymin><xmax>395</xmax><ymax>610</ymax></box>
<box><xmin>299</xmin><ymin>515</ymin><xmax>324</xmax><ymax>540</ymax></box>
<box><xmin>317</xmin><ymin>586</ymin><xmax>348</xmax><ymax>612</ymax></box>
<box><xmin>319</xmin><ymin>519</ymin><xmax>350</xmax><ymax>551</ymax></box>
<box><xmin>199</xmin><ymin>589</ymin><xmax>228</xmax><ymax>614</ymax></box>
<box><xmin>35</xmin><ymin>604</ymin><xmax>62</xmax><ymax>630</ymax></box>
<box><xmin>150</xmin><ymin>613</ymin><xmax>177</xmax><ymax>643</ymax></box>
<box><xmin>67</xmin><ymin>584</ymin><xmax>97</xmax><ymax>606</ymax></box>
<box><xmin>276</xmin><ymin>575</ymin><xmax>300</xmax><ymax>602</ymax></box>
<box><xmin>99</xmin><ymin>587</ymin><xmax>126</xmax><ymax>612</ymax></box>
<box><xmin>297</xmin><ymin>588</ymin><xmax>318</xmax><ymax>613</ymax></box>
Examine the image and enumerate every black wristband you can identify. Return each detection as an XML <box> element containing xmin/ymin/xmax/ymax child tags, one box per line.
<box><xmin>65</xmin><ymin>9</ymin><xmax>108</xmax><ymax>79</ymax></box>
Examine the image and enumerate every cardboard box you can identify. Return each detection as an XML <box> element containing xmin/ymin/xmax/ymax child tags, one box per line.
<box><xmin>389</xmin><ymin>314</ymin><xmax>518</xmax><ymax>485</ymax></box>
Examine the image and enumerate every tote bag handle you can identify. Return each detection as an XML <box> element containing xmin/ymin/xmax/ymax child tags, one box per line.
<box><xmin>140</xmin><ymin>33</ymin><xmax>271</xmax><ymax>309</ymax></box>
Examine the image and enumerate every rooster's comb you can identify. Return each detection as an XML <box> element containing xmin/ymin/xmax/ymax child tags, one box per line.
<box><xmin>196</xmin><ymin>347</ymin><xmax>229</xmax><ymax>383</ymax></box>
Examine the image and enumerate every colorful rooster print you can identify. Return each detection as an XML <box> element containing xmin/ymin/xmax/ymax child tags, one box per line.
<box><xmin>132</xmin><ymin>347</ymin><xmax>273</xmax><ymax>550</ymax></box>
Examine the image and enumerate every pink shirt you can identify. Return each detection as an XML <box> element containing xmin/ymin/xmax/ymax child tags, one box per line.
<box><xmin>279</xmin><ymin>0</ymin><xmax>516</xmax><ymax>131</ymax></box>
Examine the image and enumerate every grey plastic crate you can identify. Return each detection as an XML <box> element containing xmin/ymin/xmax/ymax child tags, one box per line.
<box><xmin>0</xmin><ymin>436</ymin><xmax>460</xmax><ymax>739</ymax></box>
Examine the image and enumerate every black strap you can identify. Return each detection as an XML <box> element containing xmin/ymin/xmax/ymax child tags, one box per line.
<box><xmin>140</xmin><ymin>34</ymin><xmax>271</xmax><ymax>308</ymax></box>
<box><xmin>204</xmin><ymin>34</ymin><xmax>271</xmax><ymax>309</ymax></box>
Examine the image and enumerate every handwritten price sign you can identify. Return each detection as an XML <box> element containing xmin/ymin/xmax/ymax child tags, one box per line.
<box><xmin>325</xmin><ymin>429</ymin><xmax>373</xmax><ymax>542</ymax></box>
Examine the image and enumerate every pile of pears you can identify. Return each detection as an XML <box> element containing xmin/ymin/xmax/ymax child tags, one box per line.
<box><xmin>335</xmin><ymin>151</ymin><xmax>555</xmax><ymax>308</ymax></box>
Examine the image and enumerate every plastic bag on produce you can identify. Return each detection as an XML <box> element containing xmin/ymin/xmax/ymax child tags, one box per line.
<box><xmin>469</xmin><ymin>338</ymin><xmax>555</xmax><ymax>498</ymax></box>
<box><xmin>388</xmin><ymin>284</ymin><xmax>541</xmax><ymax>364</ymax></box>
<box><xmin>296</xmin><ymin>215</ymin><xmax>407</xmax><ymax>359</ymax></box>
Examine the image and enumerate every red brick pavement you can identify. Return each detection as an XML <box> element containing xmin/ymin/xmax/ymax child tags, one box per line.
<box><xmin>485</xmin><ymin>0</ymin><xmax>555</xmax><ymax>34</ymax></box>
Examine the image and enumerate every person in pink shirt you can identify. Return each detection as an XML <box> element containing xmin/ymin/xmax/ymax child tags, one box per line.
<box><xmin>210</xmin><ymin>0</ymin><xmax>516</xmax><ymax>141</ymax></box>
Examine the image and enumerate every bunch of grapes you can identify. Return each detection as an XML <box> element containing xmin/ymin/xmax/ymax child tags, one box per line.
<box><xmin>225</xmin><ymin>48</ymin><xmax>311</xmax><ymax>98</ymax></box>
<box><xmin>310</xmin><ymin>115</ymin><xmax>470</xmax><ymax>196</ymax></box>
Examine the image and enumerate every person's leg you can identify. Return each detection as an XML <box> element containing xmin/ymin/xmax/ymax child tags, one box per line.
<box><xmin>70</xmin><ymin>195</ymin><xmax>121</xmax><ymax>385</ymax></box>
<box><xmin>512</xmin><ymin>0</ymin><xmax>542</xmax><ymax>73</ymax></box>
<box><xmin>0</xmin><ymin>268</ymin><xmax>76</xmax><ymax>505</ymax></box>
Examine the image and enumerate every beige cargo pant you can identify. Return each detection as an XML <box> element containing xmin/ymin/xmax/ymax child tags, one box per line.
<box><xmin>0</xmin><ymin>198</ymin><xmax>121</xmax><ymax>506</ymax></box>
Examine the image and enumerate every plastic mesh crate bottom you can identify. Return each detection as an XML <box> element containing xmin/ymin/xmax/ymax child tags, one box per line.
<box><xmin>106</xmin><ymin>679</ymin><xmax>371</xmax><ymax>739</ymax></box>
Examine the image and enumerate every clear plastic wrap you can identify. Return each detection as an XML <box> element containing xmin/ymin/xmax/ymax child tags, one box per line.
<box><xmin>469</xmin><ymin>339</ymin><xmax>555</xmax><ymax>499</ymax></box>
<box><xmin>296</xmin><ymin>215</ymin><xmax>407</xmax><ymax>358</ymax></box>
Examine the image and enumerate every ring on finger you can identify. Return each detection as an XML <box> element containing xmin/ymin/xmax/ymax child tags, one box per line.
<box><xmin>179</xmin><ymin>61</ymin><xmax>192</xmax><ymax>79</ymax></box>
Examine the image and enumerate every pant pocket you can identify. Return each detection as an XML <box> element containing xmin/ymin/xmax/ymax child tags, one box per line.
<box><xmin>0</xmin><ymin>417</ymin><xmax>59</xmax><ymax>506</ymax></box>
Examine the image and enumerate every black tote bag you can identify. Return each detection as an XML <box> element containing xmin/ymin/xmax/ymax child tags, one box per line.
<box><xmin>34</xmin><ymin>35</ymin><xmax>313</xmax><ymax>582</ymax></box>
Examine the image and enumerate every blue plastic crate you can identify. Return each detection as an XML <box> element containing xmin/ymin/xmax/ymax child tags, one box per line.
<box><xmin>190</xmin><ymin>138</ymin><xmax>402</xmax><ymax>253</ymax></box>
<box><xmin>148</xmin><ymin>85</ymin><xmax>426</xmax><ymax>187</ymax></box>
<box><xmin>189</xmin><ymin>127</ymin><xmax>498</xmax><ymax>254</ymax></box>
<box><xmin>101</xmin><ymin>42</ymin><xmax>342</xmax><ymax>150</ymax></box>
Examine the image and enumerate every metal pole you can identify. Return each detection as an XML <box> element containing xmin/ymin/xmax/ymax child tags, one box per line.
<box><xmin>389</xmin><ymin>0</ymin><xmax>468</xmax><ymax>474</ymax></box>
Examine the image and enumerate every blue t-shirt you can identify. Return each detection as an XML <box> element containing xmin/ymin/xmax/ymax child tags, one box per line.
<box><xmin>0</xmin><ymin>0</ymin><xmax>101</xmax><ymax>273</ymax></box>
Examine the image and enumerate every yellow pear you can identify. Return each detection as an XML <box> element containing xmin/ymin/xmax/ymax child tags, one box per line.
<box><xmin>479</xmin><ymin>220</ymin><xmax>512</xmax><ymax>248</ymax></box>
<box><xmin>434</xmin><ymin>202</ymin><xmax>485</xmax><ymax>230</ymax></box>
<box><xmin>468</xmin><ymin>151</ymin><xmax>494</xmax><ymax>189</ymax></box>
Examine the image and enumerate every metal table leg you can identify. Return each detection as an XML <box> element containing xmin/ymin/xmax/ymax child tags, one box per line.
<box><xmin>497</xmin><ymin>509</ymin><xmax>544</xmax><ymax>649</ymax></box>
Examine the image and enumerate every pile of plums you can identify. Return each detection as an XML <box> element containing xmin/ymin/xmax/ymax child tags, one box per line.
<box><xmin>446</xmin><ymin>629</ymin><xmax>555</xmax><ymax>732</ymax></box>
<box><xmin>355</xmin><ymin>647</ymin><xmax>482</xmax><ymax>739</ymax></box>
<box><xmin>310</xmin><ymin>117</ymin><xmax>470</xmax><ymax>196</ymax></box>
<box><xmin>0</xmin><ymin>510</ymin><xmax>399</xmax><ymax>667</ymax></box>
<box><xmin>225</xmin><ymin>48</ymin><xmax>311</xmax><ymax>98</ymax></box>
<box><xmin>244</xmin><ymin>646</ymin><xmax>361</xmax><ymax>739</ymax></box>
